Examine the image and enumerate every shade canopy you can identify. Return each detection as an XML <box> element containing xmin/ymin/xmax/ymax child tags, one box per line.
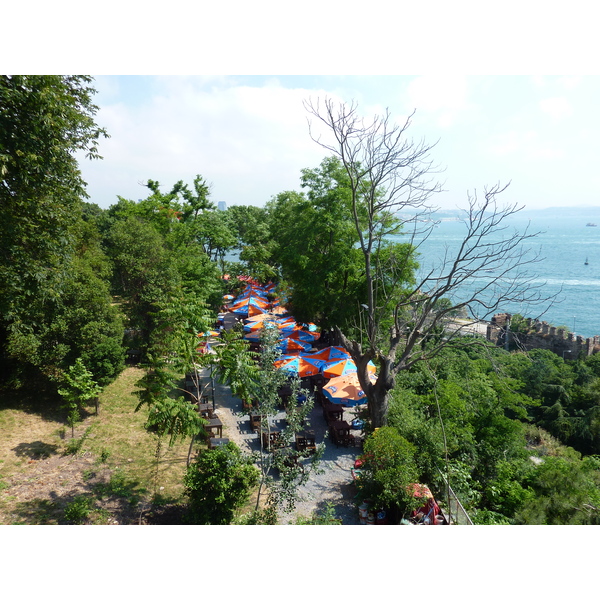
<box><xmin>273</xmin><ymin>355</ymin><xmax>327</xmax><ymax>377</ymax></box>
<box><xmin>321</xmin><ymin>358</ymin><xmax>376</xmax><ymax>379</ymax></box>
<box><xmin>308</xmin><ymin>346</ymin><xmax>351</xmax><ymax>362</ymax></box>
<box><xmin>322</xmin><ymin>372</ymin><xmax>377</xmax><ymax>407</ymax></box>
<box><xmin>283</xmin><ymin>328</ymin><xmax>321</xmax><ymax>343</ymax></box>
<box><xmin>278</xmin><ymin>337</ymin><xmax>312</xmax><ymax>353</ymax></box>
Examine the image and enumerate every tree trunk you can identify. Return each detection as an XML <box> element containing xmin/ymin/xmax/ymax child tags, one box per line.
<box><xmin>186</xmin><ymin>434</ymin><xmax>196</xmax><ymax>467</ymax></box>
<box><xmin>369</xmin><ymin>385</ymin><xmax>390</xmax><ymax>428</ymax></box>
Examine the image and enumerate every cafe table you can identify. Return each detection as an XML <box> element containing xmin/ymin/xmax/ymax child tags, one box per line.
<box><xmin>198</xmin><ymin>403</ymin><xmax>212</xmax><ymax>418</ymax></box>
<box><xmin>295</xmin><ymin>430</ymin><xmax>317</xmax><ymax>453</ymax></box>
<box><xmin>204</xmin><ymin>417</ymin><xmax>223</xmax><ymax>438</ymax></box>
<box><xmin>329</xmin><ymin>420</ymin><xmax>353</xmax><ymax>446</ymax></box>
<box><xmin>330</xmin><ymin>420</ymin><xmax>351</xmax><ymax>433</ymax></box>
<box><xmin>322</xmin><ymin>402</ymin><xmax>343</xmax><ymax>423</ymax></box>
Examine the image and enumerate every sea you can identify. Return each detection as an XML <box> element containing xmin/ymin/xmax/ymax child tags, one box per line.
<box><xmin>394</xmin><ymin>206</ymin><xmax>600</xmax><ymax>340</ymax></box>
<box><xmin>227</xmin><ymin>206</ymin><xmax>600</xmax><ymax>340</ymax></box>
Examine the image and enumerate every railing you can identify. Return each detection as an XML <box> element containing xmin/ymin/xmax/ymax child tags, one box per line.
<box><xmin>436</xmin><ymin>468</ymin><xmax>474</xmax><ymax>525</ymax></box>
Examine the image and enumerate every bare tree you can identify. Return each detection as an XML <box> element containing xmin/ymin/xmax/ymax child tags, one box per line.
<box><xmin>305</xmin><ymin>97</ymin><xmax>555</xmax><ymax>428</ymax></box>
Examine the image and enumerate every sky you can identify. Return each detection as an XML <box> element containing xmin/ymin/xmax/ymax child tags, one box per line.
<box><xmin>6</xmin><ymin>2</ymin><xmax>600</xmax><ymax>217</ymax></box>
<box><xmin>76</xmin><ymin>74</ymin><xmax>600</xmax><ymax>213</ymax></box>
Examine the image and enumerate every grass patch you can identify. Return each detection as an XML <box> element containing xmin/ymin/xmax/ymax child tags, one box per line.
<box><xmin>93</xmin><ymin>469</ymin><xmax>146</xmax><ymax>505</ymax></box>
<box><xmin>82</xmin><ymin>367</ymin><xmax>193</xmax><ymax>501</ymax></box>
<box><xmin>0</xmin><ymin>367</ymin><xmax>199</xmax><ymax>524</ymax></box>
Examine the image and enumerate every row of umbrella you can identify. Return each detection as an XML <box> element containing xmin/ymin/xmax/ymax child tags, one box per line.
<box><xmin>224</xmin><ymin>282</ymin><xmax>376</xmax><ymax>406</ymax></box>
<box><xmin>274</xmin><ymin>348</ymin><xmax>376</xmax><ymax>407</ymax></box>
<box><xmin>273</xmin><ymin>350</ymin><xmax>376</xmax><ymax>379</ymax></box>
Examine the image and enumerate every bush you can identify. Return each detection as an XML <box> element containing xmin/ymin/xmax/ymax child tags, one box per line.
<box><xmin>358</xmin><ymin>427</ymin><xmax>422</xmax><ymax>517</ymax></box>
<box><xmin>64</xmin><ymin>495</ymin><xmax>94</xmax><ymax>524</ymax></box>
<box><xmin>184</xmin><ymin>443</ymin><xmax>259</xmax><ymax>525</ymax></box>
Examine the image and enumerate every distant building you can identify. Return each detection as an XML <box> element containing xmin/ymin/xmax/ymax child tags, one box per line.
<box><xmin>217</xmin><ymin>201</ymin><xmax>227</xmax><ymax>211</ymax></box>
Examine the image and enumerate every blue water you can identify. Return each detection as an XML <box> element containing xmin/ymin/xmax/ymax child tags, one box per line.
<box><xmin>226</xmin><ymin>207</ymin><xmax>600</xmax><ymax>339</ymax></box>
<box><xmin>395</xmin><ymin>208</ymin><xmax>600</xmax><ymax>339</ymax></box>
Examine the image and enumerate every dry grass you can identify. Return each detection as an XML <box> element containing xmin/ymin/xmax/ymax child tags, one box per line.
<box><xmin>0</xmin><ymin>367</ymin><xmax>195</xmax><ymax>524</ymax></box>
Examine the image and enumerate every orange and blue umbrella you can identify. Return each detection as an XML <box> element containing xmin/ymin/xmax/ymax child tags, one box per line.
<box><xmin>283</xmin><ymin>328</ymin><xmax>320</xmax><ymax>343</ymax></box>
<box><xmin>322</xmin><ymin>372</ymin><xmax>377</xmax><ymax>407</ymax></box>
<box><xmin>321</xmin><ymin>358</ymin><xmax>377</xmax><ymax>379</ymax></box>
<box><xmin>273</xmin><ymin>355</ymin><xmax>327</xmax><ymax>377</ymax></box>
<box><xmin>309</xmin><ymin>346</ymin><xmax>351</xmax><ymax>362</ymax></box>
<box><xmin>230</xmin><ymin>296</ymin><xmax>270</xmax><ymax>317</ymax></box>
<box><xmin>244</xmin><ymin>318</ymin><xmax>279</xmax><ymax>332</ymax></box>
<box><xmin>243</xmin><ymin>331</ymin><xmax>263</xmax><ymax>342</ymax></box>
<box><xmin>278</xmin><ymin>337</ymin><xmax>312</xmax><ymax>353</ymax></box>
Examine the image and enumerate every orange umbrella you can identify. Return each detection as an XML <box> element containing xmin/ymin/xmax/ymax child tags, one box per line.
<box><xmin>322</xmin><ymin>372</ymin><xmax>377</xmax><ymax>406</ymax></box>
<box><xmin>278</xmin><ymin>337</ymin><xmax>312</xmax><ymax>353</ymax></box>
<box><xmin>285</xmin><ymin>328</ymin><xmax>321</xmax><ymax>343</ymax></box>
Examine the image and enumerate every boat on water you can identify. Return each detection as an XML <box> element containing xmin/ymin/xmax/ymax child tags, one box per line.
<box><xmin>585</xmin><ymin>257</ymin><xmax>589</xmax><ymax>265</ymax></box>
<box><xmin>586</xmin><ymin>223</ymin><xmax>597</xmax><ymax>227</ymax></box>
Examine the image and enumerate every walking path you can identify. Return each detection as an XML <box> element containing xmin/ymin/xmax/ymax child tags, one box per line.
<box><xmin>206</xmin><ymin>370</ymin><xmax>363</xmax><ymax>524</ymax></box>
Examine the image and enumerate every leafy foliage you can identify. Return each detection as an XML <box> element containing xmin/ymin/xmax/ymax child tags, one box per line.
<box><xmin>0</xmin><ymin>76</ymin><xmax>116</xmax><ymax>391</ymax></box>
<box><xmin>57</xmin><ymin>359</ymin><xmax>101</xmax><ymax>436</ymax></box>
<box><xmin>357</xmin><ymin>427</ymin><xmax>422</xmax><ymax>517</ymax></box>
<box><xmin>184</xmin><ymin>443</ymin><xmax>259</xmax><ymax>524</ymax></box>
<box><xmin>63</xmin><ymin>495</ymin><xmax>95</xmax><ymax>524</ymax></box>
<box><xmin>266</xmin><ymin>157</ymin><xmax>365</xmax><ymax>330</ymax></box>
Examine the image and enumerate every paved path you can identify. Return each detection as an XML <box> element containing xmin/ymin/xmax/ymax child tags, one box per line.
<box><xmin>206</xmin><ymin>369</ymin><xmax>363</xmax><ymax>524</ymax></box>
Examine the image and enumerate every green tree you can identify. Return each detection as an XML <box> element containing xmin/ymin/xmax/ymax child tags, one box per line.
<box><xmin>515</xmin><ymin>453</ymin><xmax>600</xmax><ymax>524</ymax></box>
<box><xmin>357</xmin><ymin>427</ymin><xmax>422</xmax><ymax>520</ymax></box>
<box><xmin>0</xmin><ymin>75</ymin><xmax>108</xmax><ymax>388</ymax></box>
<box><xmin>135</xmin><ymin>293</ymin><xmax>213</xmax><ymax>473</ymax></box>
<box><xmin>57</xmin><ymin>358</ymin><xmax>102</xmax><ymax>437</ymax></box>
<box><xmin>266</xmin><ymin>157</ymin><xmax>365</xmax><ymax>330</ymax></box>
<box><xmin>105</xmin><ymin>215</ymin><xmax>181</xmax><ymax>355</ymax></box>
<box><xmin>227</xmin><ymin>204</ymin><xmax>278</xmax><ymax>282</ymax></box>
<box><xmin>184</xmin><ymin>442</ymin><xmax>259</xmax><ymax>524</ymax></box>
<box><xmin>211</xmin><ymin>325</ymin><xmax>323</xmax><ymax>521</ymax></box>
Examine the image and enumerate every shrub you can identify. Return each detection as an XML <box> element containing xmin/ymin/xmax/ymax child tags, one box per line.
<box><xmin>64</xmin><ymin>496</ymin><xmax>94</xmax><ymax>524</ymax></box>
<box><xmin>358</xmin><ymin>427</ymin><xmax>422</xmax><ymax>517</ymax></box>
<box><xmin>184</xmin><ymin>443</ymin><xmax>259</xmax><ymax>525</ymax></box>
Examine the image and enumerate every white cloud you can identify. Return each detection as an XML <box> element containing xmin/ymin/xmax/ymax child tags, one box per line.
<box><xmin>487</xmin><ymin>130</ymin><xmax>564</xmax><ymax>160</ymax></box>
<box><xmin>81</xmin><ymin>77</ymin><xmax>340</xmax><ymax>207</ymax></box>
<box><xmin>558</xmin><ymin>76</ymin><xmax>582</xmax><ymax>89</ymax></box>
<box><xmin>406</xmin><ymin>75</ymin><xmax>470</xmax><ymax>128</ymax></box>
<box><xmin>539</xmin><ymin>96</ymin><xmax>572</xmax><ymax>119</ymax></box>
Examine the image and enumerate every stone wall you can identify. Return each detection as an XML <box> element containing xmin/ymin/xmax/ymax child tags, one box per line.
<box><xmin>486</xmin><ymin>313</ymin><xmax>600</xmax><ymax>359</ymax></box>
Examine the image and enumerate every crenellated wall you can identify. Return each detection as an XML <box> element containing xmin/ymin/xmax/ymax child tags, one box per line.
<box><xmin>486</xmin><ymin>313</ymin><xmax>600</xmax><ymax>359</ymax></box>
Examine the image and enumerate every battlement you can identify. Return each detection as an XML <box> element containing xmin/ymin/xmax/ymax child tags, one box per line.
<box><xmin>487</xmin><ymin>313</ymin><xmax>600</xmax><ymax>358</ymax></box>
